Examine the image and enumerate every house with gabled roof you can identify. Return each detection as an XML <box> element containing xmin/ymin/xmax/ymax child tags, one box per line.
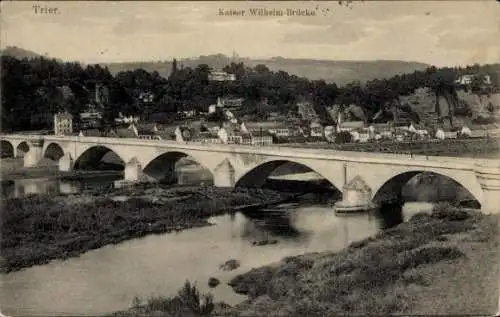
<box><xmin>79</xmin><ymin>129</ymin><xmax>102</xmax><ymax>137</ymax></box>
<box><xmin>113</xmin><ymin>127</ymin><xmax>138</xmax><ymax>138</ymax></box>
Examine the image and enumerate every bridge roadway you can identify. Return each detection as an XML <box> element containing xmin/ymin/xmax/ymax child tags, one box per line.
<box><xmin>1</xmin><ymin>133</ymin><xmax>500</xmax><ymax>214</ymax></box>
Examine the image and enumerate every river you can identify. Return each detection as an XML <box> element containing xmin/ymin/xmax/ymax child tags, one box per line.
<box><xmin>0</xmin><ymin>170</ymin><xmax>434</xmax><ymax>316</ymax></box>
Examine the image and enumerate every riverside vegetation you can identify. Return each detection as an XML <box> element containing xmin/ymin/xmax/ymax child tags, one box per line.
<box><xmin>107</xmin><ymin>203</ymin><xmax>499</xmax><ymax>316</ymax></box>
<box><xmin>0</xmin><ymin>184</ymin><xmax>290</xmax><ymax>273</ymax></box>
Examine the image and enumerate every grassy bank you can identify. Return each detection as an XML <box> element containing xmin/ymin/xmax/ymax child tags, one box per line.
<box><xmin>0</xmin><ymin>185</ymin><xmax>289</xmax><ymax>273</ymax></box>
<box><xmin>0</xmin><ymin>164</ymin><xmax>123</xmax><ymax>182</ymax></box>
<box><xmin>109</xmin><ymin>203</ymin><xmax>499</xmax><ymax>316</ymax></box>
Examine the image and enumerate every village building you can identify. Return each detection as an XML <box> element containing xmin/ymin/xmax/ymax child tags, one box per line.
<box><xmin>208</xmin><ymin>104</ymin><xmax>217</xmax><ymax>114</ymax></box>
<box><xmin>175</xmin><ymin>126</ymin><xmax>194</xmax><ymax>142</ymax></box>
<box><xmin>249</xmin><ymin>130</ymin><xmax>274</xmax><ymax>146</ymax></box>
<box><xmin>112</xmin><ymin>127</ymin><xmax>138</xmax><ymax>138</ymax></box>
<box><xmin>309</xmin><ymin>122</ymin><xmax>324</xmax><ymax>137</ymax></box>
<box><xmin>208</xmin><ymin>71</ymin><xmax>236</xmax><ymax>82</ymax></box>
<box><xmin>288</xmin><ymin>126</ymin><xmax>306</xmax><ymax>137</ymax></box>
<box><xmin>435</xmin><ymin>128</ymin><xmax>458</xmax><ymax>140</ymax></box>
<box><xmin>324</xmin><ymin>125</ymin><xmax>336</xmax><ymax>142</ymax></box>
<box><xmin>241</xmin><ymin>133</ymin><xmax>253</xmax><ymax>145</ymax></box>
<box><xmin>54</xmin><ymin>111</ymin><xmax>73</xmax><ymax>136</ymax></box>
<box><xmin>115</xmin><ymin>113</ymin><xmax>140</xmax><ymax>124</ymax></box>
<box><xmin>79</xmin><ymin>105</ymin><xmax>103</xmax><ymax>129</ymax></box>
<box><xmin>244</xmin><ymin>121</ymin><xmax>291</xmax><ymax>137</ymax></box>
<box><xmin>138</xmin><ymin>92</ymin><xmax>155</xmax><ymax>103</ymax></box>
<box><xmin>191</xmin><ymin>131</ymin><xmax>223</xmax><ymax>144</ymax></box>
<box><xmin>79</xmin><ymin>129</ymin><xmax>102</xmax><ymax>137</ymax></box>
<box><xmin>337</xmin><ymin>120</ymin><xmax>365</xmax><ymax>133</ymax></box>
<box><xmin>154</xmin><ymin>128</ymin><xmax>176</xmax><ymax>141</ymax></box>
<box><xmin>460</xmin><ymin>126</ymin><xmax>472</xmax><ymax>138</ymax></box>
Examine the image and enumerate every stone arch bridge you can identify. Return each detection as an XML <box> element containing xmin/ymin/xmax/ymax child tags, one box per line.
<box><xmin>1</xmin><ymin>134</ymin><xmax>499</xmax><ymax>214</ymax></box>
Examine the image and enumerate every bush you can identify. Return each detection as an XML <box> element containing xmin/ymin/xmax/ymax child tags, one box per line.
<box><xmin>431</xmin><ymin>203</ymin><xmax>472</xmax><ymax>221</ymax></box>
<box><xmin>396</xmin><ymin>246</ymin><xmax>465</xmax><ymax>271</ymax></box>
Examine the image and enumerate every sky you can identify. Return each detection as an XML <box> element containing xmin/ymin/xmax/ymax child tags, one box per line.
<box><xmin>1</xmin><ymin>1</ymin><xmax>499</xmax><ymax>67</ymax></box>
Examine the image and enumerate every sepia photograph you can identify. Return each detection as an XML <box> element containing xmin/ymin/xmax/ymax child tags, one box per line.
<box><xmin>0</xmin><ymin>0</ymin><xmax>499</xmax><ymax>316</ymax></box>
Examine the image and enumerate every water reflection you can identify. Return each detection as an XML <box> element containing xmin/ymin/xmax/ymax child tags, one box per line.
<box><xmin>1</xmin><ymin>169</ymin><xmax>210</xmax><ymax>199</ymax></box>
<box><xmin>0</xmin><ymin>171</ymin><xmax>437</xmax><ymax>316</ymax></box>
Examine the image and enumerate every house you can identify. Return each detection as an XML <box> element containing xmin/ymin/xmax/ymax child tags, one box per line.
<box><xmin>286</xmin><ymin>136</ymin><xmax>307</xmax><ymax>144</ymax></box>
<box><xmin>208</xmin><ymin>104</ymin><xmax>217</xmax><ymax>114</ymax></box>
<box><xmin>455</xmin><ymin>74</ymin><xmax>492</xmax><ymax>86</ymax></box>
<box><xmin>114</xmin><ymin>127</ymin><xmax>138</xmax><ymax>138</ymax></box>
<box><xmin>483</xmin><ymin>74</ymin><xmax>492</xmax><ymax>85</ymax></box>
<box><xmin>192</xmin><ymin>131</ymin><xmax>223</xmax><ymax>144</ymax></box>
<box><xmin>249</xmin><ymin>130</ymin><xmax>274</xmax><ymax>146</ymax></box>
<box><xmin>324</xmin><ymin>125</ymin><xmax>336</xmax><ymax>142</ymax></box>
<box><xmin>436</xmin><ymin>128</ymin><xmax>458</xmax><ymax>140</ymax></box>
<box><xmin>218</xmin><ymin>123</ymin><xmax>242</xmax><ymax>144</ymax></box>
<box><xmin>154</xmin><ymin>128</ymin><xmax>176</xmax><ymax>141</ymax></box>
<box><xmin>309</xmin><ymin>122</ymin><xmax>324</xmax><ymax>137</ymax></box>
<box><xmin>115</xmin><ymin>113</ymin><xmax>139</xmax><ymax>124</ymax></box>
<box><xmin>138</xmin><ymin>91</ymin><xmax>155</xmax><ymax>103</ymax></box>
<box><xmin>288</xmin><ymin>126</ymin><xmax>306</xmax><ymax>137</ymax></box>
<box><xmin>241</xmin><ymin>133</ymin><xmax>253</xmax><ymax>145</ymax></box>
<box><xmin>199</xmin><ymin>121</ymin><xmax>222</xmax><ymax>134</ymax></box>
<box><xmin>244</xmin><ymin>121</ymin><xmax>291</xmax><ymax>137</ymax></box>
<box><xmin>455</xmin><ymin>75</ymin><xmax>474</xmax><ymax>85</ymax></box>
<box><xmin>208</xmin><ymin>71</ymin><xmax>236</xmax><ymax>81</ymax></box>
<box><xmin>79</xmin><ymin>129</ymin><xmax>102</xmax><ymax>137</ymax></box>
<box><xmin>216</xmin><ymin>97</ymin><xmax>244</xmax><ymax>111</ymax></box>
<box><xmin>337</xmin><ymin>121</ymin><xmax>364</xmax><ymax>132</ymax></box>
<box><xmin>460</xmin><ymin>126</ymin><xmax>472</xmax><ymax>137</ymax></box>
<box><xmin>470</xmin><ymin>129</ymin><xmax>489</xmax><ymax>138</ymax></box>
<box><xmin>133</xmin><ymin>123</ymin><xmax>160</xmax><ymax>137</ymax></box>
<box><xmin>79</xmin><ymin>106</ymin><xmax>103</xmax><ymax>128</ymax></box>
<box><xmin>54</xmin><ymin>111</ymin><xmax>73</xmax><ymax>136</ymax></box>
<box><xmin>175</xmin><ymin>126</ymin><xmax>194</xmax><ymax>142</ymax></box>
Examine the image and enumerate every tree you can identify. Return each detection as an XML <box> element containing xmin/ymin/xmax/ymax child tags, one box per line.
<box><xmin>335</xmin><ymin>131</ymin><xmax>352</xmax><ymax>144</ymax></box>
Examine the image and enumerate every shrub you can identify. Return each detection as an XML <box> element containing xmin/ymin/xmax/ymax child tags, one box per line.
<box><xmin>396</xmin><ymin>246</ymin><xmax>465</xmax><ymax>271</ymax></box>
<box><xmin>431</xmin><ymin>203</ymin><xmax>471</xmax><ymax>221</ymax></box>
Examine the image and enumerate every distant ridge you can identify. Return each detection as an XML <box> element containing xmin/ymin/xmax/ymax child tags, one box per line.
<box><xmin>1</xmin><ymin>46</ymin><xmax>65</xmax><ymax>62</ymax></box>
<box><xmin>1</xmin><ymin>47</ymin><xmax>430</xmax><ymax>85</ymax></box>
<box><xmin>102</xmin><ymin>54</ymin><xmax>430</xmax><ymax>85</ymax></box>
<box><xmin>1</xmin><ymin>46</ymin><xmax>44</xmax><ymax>59</ymax></box>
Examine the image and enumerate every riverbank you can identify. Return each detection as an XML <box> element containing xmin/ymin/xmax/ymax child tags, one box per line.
<box><xmin>109</xmin><ymin>204</ymin><xmax>499</xmax><ymax>316</ymax></box>
<box><xmin>0</xmin><ymin>158</ymin><xmax>123</xmax><ymax>182</ymax></box>
<box><xmin>0</xmin><ymin>185</ymin><xmax>290</xmax><ymax>273</ymax></box>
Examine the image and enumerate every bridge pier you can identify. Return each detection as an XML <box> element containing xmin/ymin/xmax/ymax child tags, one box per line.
<box><xmin>213</xmin><ymin>159</ymin><xmax>236</xmax><ymax>187</ymax></box>
<box><xmin>475</xmin><ymin>163</ymin><xmax>500</xmax><ymax>214</ymax></box>
<box><xmin>124</xmin><ymin>158</ymin><xmax>142</xmax><ymax>182</ymax></box>
<box><xmin>334</xmin><ymin>176</ymin><xmax>377</xmax><ymax>212</ymax></box>
<box><xmin>23</xmin><ymin>139</ymin><xmax>44</xmax><ymax>167</ymax></box>
<box><xmin>58</xmin><ymin>153</ymin><xmax>74</xmax><ymax>172</ymax></box>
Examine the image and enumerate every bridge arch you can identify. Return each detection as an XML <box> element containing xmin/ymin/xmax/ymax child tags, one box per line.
<box><xmin>16</xmin><ymin>142</ymin><xmax>30</xmax><ymax>158</ymax></box>
<box><xmin>1</xmin><ymin>140</ymin><xmax>14</xmax><ymax>158</ymax></box>
<box><xmin>74</xmin><ymin>146</ymin><xmax>126</xmax><ymax>170</ymax></box>
<box><xmin>235</xmin><ymin>159</ymin><xmax>342</xmax><ymax>194</ymax></box>
<box><xmin>43</xmin><ymin>142</ymin><xmax>65</xmax><ymax>161</ymax></box>
<box><xmin>143</xmin><ymin>151</ymin><xmax>214</xmax><ymax>184</ymax></box>
<box><xmin>372</xmin><ymin>170</ymin><xmax>481</xmax><ymax>207</ymax></box>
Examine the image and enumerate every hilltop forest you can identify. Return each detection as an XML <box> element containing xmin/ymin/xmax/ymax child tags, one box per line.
<box><xmin>1</xmin><ymin>53</ymin><xmax>499</xmax><ymax>132</ymax></box>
